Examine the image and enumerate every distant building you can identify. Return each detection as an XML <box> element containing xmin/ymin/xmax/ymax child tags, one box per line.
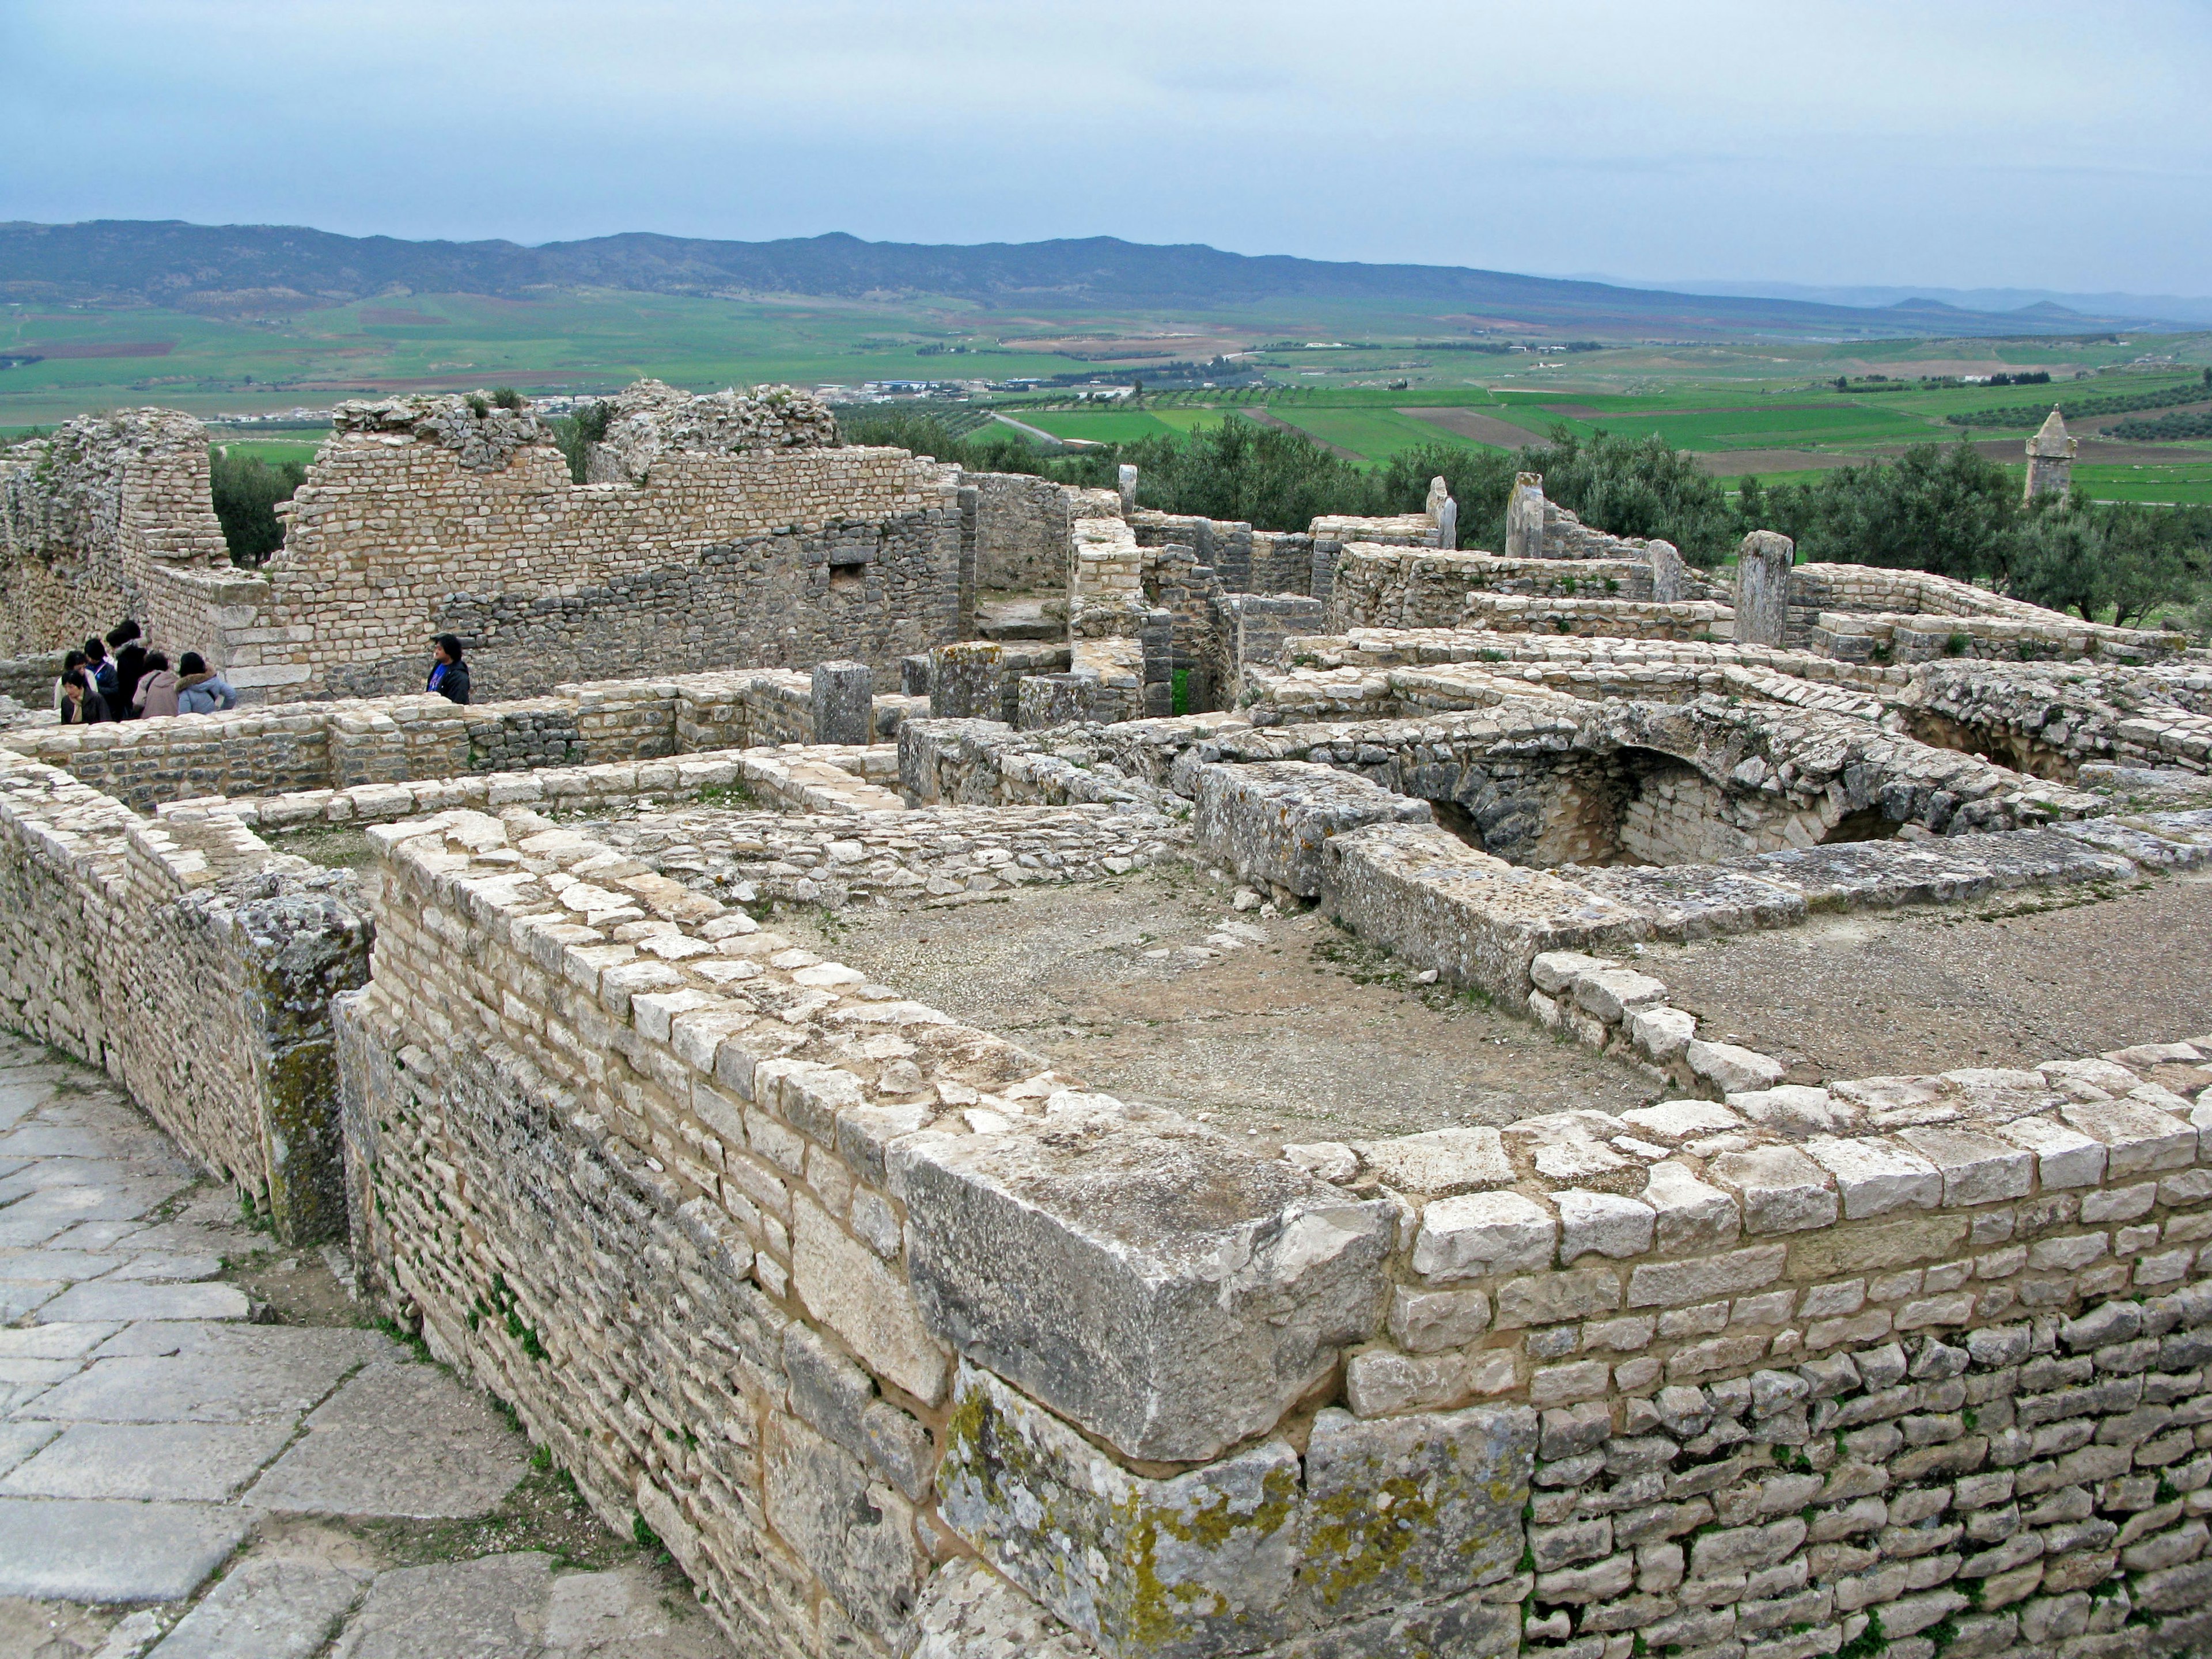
<box><xmin>2024</xmin><ymin>407</ymin><xmax>2077</xmax><ymax>501</ymax></box>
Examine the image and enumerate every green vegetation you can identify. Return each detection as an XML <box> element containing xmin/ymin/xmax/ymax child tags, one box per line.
<box><xmin>1947</xmin><ymin>372</ymin><xmax>2210</xmax><ymax>427</ymax></box>
<box><xmin>208</xmin><ymin>443</ymin><xmax>305</xmax><ymax>565</ymax></box>
<box><xmin>2110</xmin><ymin>411</ymin><xmax>2212</xmax><ymax>441</ymax></box>
<box><xmin>1755</xmin><ymin>440</ymin><xmax>2210</xmax><ymax>623</ymax></box>
<box><xmin>1515</xmin><ymin>426</ymin><xmax>1740</xmax><ymax>565</ymax></box>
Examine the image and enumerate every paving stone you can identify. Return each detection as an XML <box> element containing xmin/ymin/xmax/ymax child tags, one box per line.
<box><xmin>0</xmin><ymin>1322</ymin><xmax>120</xmax><ymax>1359</ymax></box>
<box><xmin>107</xmin><ymin>1253</ymin><xmax>224</xmax><ymax>1282</ymax></box>
<box><xmin>0</xmin><ymin>1498</ymin><xmax>249</xmax><ymax>1601</ymax></box>
<box><xmin>0</xmin><ymin>1283</ymin><xmax>62</xmax><ymax>1321</ymax></box>
<box><xmin>2</xmin><ymin>1422</ymin><xmax>295</xmax><ymax>1501</ymax></box>
<box><xmin>0</xmin><ymin>1425</ymin><xmax>56</xmax><ymax>1479</ymax></box>
<box><xmin>149</xmin><ymin>1556</ymin><xmax>364</xmax><ymax>1658</ymax></box>
<box><xmin>0</xmin><ymin>1249</ymin><xmax>126</xmax><ymax>1282</ymax></box>
<box><xmin>539</xmin><ymin>1565</ymin><xmax>730</xmax><ymax>1654</ymax></box>
<box><xmin>327</xmin><ymin>1552</ymin><xmax>550</xmax><ymax>1659</ymax></box>
<box><xmin>1</xmin><ymin>1178</ymin><xmax>185</xmax><ymax>1228</ymax></box>
<box><xmin>246</xmin><ymin>1363</ymin><xmax>525</xmax><ymax>1518</ymax></box>
<box><xmin>18</xmin><ymin>1330</ymin><xmax>372</xmax><ymax>1423</ymax></box>
<box><xmin>36</xmin><ymin>1282</ymin><xmax>250</xmax><ymax>1324</ymax></box>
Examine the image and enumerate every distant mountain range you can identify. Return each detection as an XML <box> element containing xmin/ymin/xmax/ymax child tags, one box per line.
<box><xmin>0</xmin><ymin>220</ymin><xmax>2193</xmax><ymax>340</ymax></box>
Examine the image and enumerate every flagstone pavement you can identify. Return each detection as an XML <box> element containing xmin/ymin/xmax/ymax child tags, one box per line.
<box><xmin>0</xmin><ymin>1034</ymin><xmax>732</xmax><ymax>1659</ymax></box>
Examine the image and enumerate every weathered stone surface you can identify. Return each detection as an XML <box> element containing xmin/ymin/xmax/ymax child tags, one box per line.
<box><xmin>911</xmin><ymin>1559</ymin><xmax>1092</xmax><ymax>1659</ymax></box>
<box><xmin>244</xmin><ymin>1361</ymin><xmax>525</xmax><ymax>1518</ymax></box>
<box><xmin>1555</xmin><ymin>1190</ymin><xmax>1655</xmax><ymax>1262</ymax></box>
<box><xmin>0</xmin><ymin>1496</ymin><xmax>249</xmax><ymax>1601</ymax></box>
<box><xmin>0</xmin><ymin>1421</ymin><xmax>291</xmax><ymax>1502</ymax></box>
<box><xmin>151</xmin><ymin>1557</ymin><xmax>364</xmax><ymax>1659</ymax></box>
<box><xmin>1641</xmin><ymin>1160</ymin><xmax>1741</xmax><ymax>1252</ymax></box>
<box><xmin>940</xmin><ymin>1363</ymin><xmax>1301</xmax><ymax>1659</ymax></box>
<box><xmin>1297</xmin><ymin>1406</ymin><xmax>1534</xmax><ymax>1623</ymax></box>
<box><xmin>1412</xmin><ymin>1191</ymin><xmax>1556</xmax><ymax>1281</ymax></box>
<box><xmin>1804</xmin><ymin>1137</ymin><xmax>1941</xmax><ymax>1219</ymax></box>
<box><xmin>765</xmin><ymin>1415</ymin><xmax>925</xmax><ymax>1645</ymax></box>
<box><xmin>896</xmin><ymin>1115</ymin><xmax>1392</xmax><ymax>1461</ymax></box>
<box><xmin>1191</xmin><ymin>760</ymin><xmax>1431</xmax><ymax>898</ymax></box>
<box><xmin>1357</xmin><ymin>1127</ymin><xmax>1512</xmax><ymax>1196</ymax></box>
<box><xmin>1711</xmin><ymin>1145</ymin><xmax>1839</xmax><ymax>1234</ymax></box>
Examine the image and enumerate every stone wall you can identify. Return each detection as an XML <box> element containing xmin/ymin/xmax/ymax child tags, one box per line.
<box><xmin>0</xmin><ymin>410</ymin><xmax>248</xmax><ymax>672</ymax></box>
<box><xmin>967</xmin><ymin>471</ymin><xmax>1071</xmax><ymax>593</ymax></box>
<box><xmin>1331</xmin><ymin>547</ymin><xmax>1687</xmax><ymax>633</ymax></box>
<box><xmin>0</xmin><ymin>751</ymin><xmax>368</xmax><ymax>1241</ymax></box>
<box><xmin>332</xmin><ymin>797</ymin><xmax>2212</xmax><ymax>1659</ymax></box>
<box><xmin>0</xmin><ymin>670</ymin><xmax>921</xmax><ymax>813</ymax></box>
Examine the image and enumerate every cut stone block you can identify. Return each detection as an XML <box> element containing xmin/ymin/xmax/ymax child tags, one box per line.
<box><xmin>1803</xmin><ymin>1138</ymin><xmax>1942</xmax><ymax>1220</ymax></box>
<box><xmin>896</xmin><ymin>1112</ymin><xmax>1393</xmax><ymax>1462</ymax></box>
<box><xmin>1710</xmin><ymin>1146</ymin><xmax>1838</xmax><ymax>1234</ymax></box>
<box><xmin>940</xmin><ymin>1362</ymin><xmax>1301</xmax><ymax>1659</ymax></box>
<box><xmin>35</xmin><ymin>1281</ymin><xmax>250</xmax><ymax>1324</ymax></box>
<box><xmin>1895</xmin><ymin>1126</ymin><xmax>2036</xmax><ymax>1205</ymax></box>
<box><xmin>1191</xmin><ymin>760</ymin><xmax>1432</xmax><ymax>897</ymax></box>
<box><xmin>1555</xmin><ymin>1190</ymin><xmax>1656</xmax><ymax>1263</ymax></box>
<box><xmin>1994</xmin><ymin>1115</ymin><xmax>2108</xmax><ymax>1187</ymax></box>
<box><xmin>1412</xmin><ymin>1191</ymin><xmax>1557</xmax><ymax>1281</ymax></box>
<box><xmin>1687</xmin><ymin>1040</ymin><xmax>1786</xmax><ymax>1094</ymax></box>
<box><xmin>2059</xmin><ymin>1100</ymin><xmax>2198</xmax><ymax>1177</ymax></box>
<box><xmin>1325</xmin><ymin>823</ymin><xmax>1646</xmax><ymax>1009</ymax></box>
<box><xmin>1620</xmin><ymin>1100</ymin><xmax>1744</xmax><ymax>1144</ymax></box>
<box><xmin>0</xmin><ymin>1497</ymin><xmax>249</xmax><ymax>1601</ymax></box>
<box><xmin>1641</xmin><ymin>1161</ymin><xmax>1742</xmax><ymax>1253</ymax></box>
<box><xmin>1296</xmin><ymin>1405</ymin><xmax>1534</xmax><ymax>1623</ymax></box>
<box><xmin>1355</xmin><ymin>1127</ymin><xmax>1512</xmax><ymax>1196</ymax></box>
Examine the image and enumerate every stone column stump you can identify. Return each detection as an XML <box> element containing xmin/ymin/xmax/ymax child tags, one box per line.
<box><xmin>812</xmin><ymin>660</ymin><xmax>874</xmax><ymax>746</ymax></box>
<box><xmin>1733</xmin><ymin>531</ymin><xmax>1795</xmax><ymax>647</ymax></box>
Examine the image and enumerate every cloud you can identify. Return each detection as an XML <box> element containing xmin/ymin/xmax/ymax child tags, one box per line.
<box><xmin>0</xmin><ymin>0</ymin><xmax>2206</xmax><ymax>292</ymax></box>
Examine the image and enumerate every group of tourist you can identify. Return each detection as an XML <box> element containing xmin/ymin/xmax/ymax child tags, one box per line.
<box><xmin>55</xmin><ymin>621</ymin><xmax>238</xmax><ymax>725</ymax></box>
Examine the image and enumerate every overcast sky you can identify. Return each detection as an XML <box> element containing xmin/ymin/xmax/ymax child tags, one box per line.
<box><xmin>4</xmin><ymin>0</ymin><xmax>2207</xmax><ymax>297</ymax></box>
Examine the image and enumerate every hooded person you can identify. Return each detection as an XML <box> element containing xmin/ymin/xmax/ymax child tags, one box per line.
<box><xmin>174</xmin><ymin>652</ymin><xmax>238</xmax><ymax>716</ymax></box>
<box><xmin>426</xmin><ymin>634</ymin><xmax>471</xmax><ymax>704</ymax></box>
<box><xmin>131</xmin><ymin>652</ymin><xmax>179</xmax><ymax>718</ymax></box>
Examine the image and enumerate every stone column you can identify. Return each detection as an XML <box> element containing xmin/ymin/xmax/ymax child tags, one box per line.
<box><xmin>1506</xmin><ymin>474</ymin><xmax>1546</xmax><ymax>559</ymax></box>
<box><xmin>1435</xmin><ymin>496</ymin><xmax>1459</xmax><ymax>552</ymax></box>
<box><xmin>1733</xmin><ymin>532</ymin><xmax>1795</xmax><ymax>647</ymax></box>
<box><xmin>1118</xmin><ymin>464</ymin><xmax>1139</xmax><ymax>516</ymax></box>
<box><xmin>812</xmin><ymin>660</ymin><xmax>874</xmax><ymax>746</ymax></box>
<box><xmin>1647</xmin><ymin>540</ymin><xmax>1685</xmax><ymax>604</ymax></box>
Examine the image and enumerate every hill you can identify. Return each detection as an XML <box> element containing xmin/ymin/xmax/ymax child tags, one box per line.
<box><xmin>0</xmin><ymin>220</ymin><xmax>2182</xmax><ymax>340</ymax></box>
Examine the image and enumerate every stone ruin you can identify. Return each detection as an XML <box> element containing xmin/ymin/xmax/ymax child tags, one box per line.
<box><xmin>0</xmin><ymin>388</ymin><xmax>2207</xmax><ymax>1658</ymax></box>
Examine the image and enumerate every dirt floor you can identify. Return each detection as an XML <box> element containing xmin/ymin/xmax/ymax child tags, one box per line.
<box><xmin>1644</xmin><ymin>870</ymin><xmax>2212</xmax><ymax>1083</ymax></box>
<box><xmin>777</xmin><ymin>863</ymin><xmax>1659</xmax><ymax>1150</ymax></box>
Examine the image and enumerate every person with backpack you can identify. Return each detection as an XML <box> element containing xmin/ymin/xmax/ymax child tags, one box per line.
<box><xmin>426</xmin><ymin>634</ymin><xmax>471</xmax><ymax>704</ymax></box>
<box><xmin>175</xmin><ymin>653</ymin><xmax>238</xmax><ymax>715</ymax></box>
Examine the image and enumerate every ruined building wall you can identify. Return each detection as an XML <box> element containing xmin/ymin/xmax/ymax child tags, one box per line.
<box><xmin>0</xmin><ymin>410</ymin><xmax>243</xmax><ymax>662</ymax></box>
<box><xmin>334</xmin><ymin>797</ymin><xmax>2212</xmax><ymax>1659</ymax></box>
<box><xmin>240</xmin><ymin>399</ymin><xmax>961</xmax><ymax>702</ymax></box>
<box><xmin>965</xmin><ymin>471</ymin><xmax>1071</xmax><ymax>593</ymax></box>
<box><xmin>0</xmin><ymin>752</ymin><xmax>368</xmax><ymax>1240</ymax></box>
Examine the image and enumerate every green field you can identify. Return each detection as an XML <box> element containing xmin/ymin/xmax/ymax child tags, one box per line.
<box><xmin>2073</xmin><ymin>462</ymin><xmax>2212</xmax><ymax>505</ymax></box>
<box><xmin>1265</xmin><ymin>406</ymin><xmax>1486</xmax><ymax>460</ymax></box>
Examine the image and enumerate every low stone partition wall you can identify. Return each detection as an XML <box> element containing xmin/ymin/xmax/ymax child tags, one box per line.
<box><xmin>172</xmin><ymin>742</ymin><xmax>906</xmax><ymax>831</ymax></box>
<box><xmin>334</xmin><ymin>801</ymin><xmax>2212</xmax><ymax>1658</ymax></box>
<box><xmin>0</xmin><ymin>751</ymin><xmax>368</xmax><ymax>1241</ymax></box>
<box><xmin>0</xmin><ymin>649</ymin><xmax>66</xmax><ymax>710</ymax></box>
<box><xmin>574</xmin><ymin>801</ymin><xmax>1185</xmax><ymax>911</ymax></box>
<box><xmin>1464</xmin><ymin>593</ymin><xmax>1733</xmax><ymax>641</ymax></box>
<box><xmin>0</xmin><ymin>669</ymin><xmax>921</xmax><ymax>812</ymax></box>
<box><xmin>1331</xmin><ymin>547</ymin><xmax>1727</xmax><ymax>633</ymax></box>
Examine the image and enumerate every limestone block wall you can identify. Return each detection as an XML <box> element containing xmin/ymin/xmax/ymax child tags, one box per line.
<box><xmin>0</xmin><ymin>411</ymin><xmax>234</xmax><ymax>660</ymax></box>
<box><xmin>1463</xmin><ymin>593</ymin><xmax>1733</xmax><ymax>642</ymax></box>
<box><xmin>1331</xmin><ymin>548</ymin><xmax>1685</xmax><ymax>634</ymax></box>
<box><xmin>965</xmin><ymin>471</ymin><xmax>1072</xmax><ymax>593</ymax></box>
<box><xmin>0</xmin><ymin>671</ymin><xmax>918</xmax><ymax>812</ymax></box>
<box><xmin>236</xmin><ymin>416</ymin><xmax>960</xmax><ymax>700</ymax></box>
<box><xmin>335</xmin><ymin>798</ymin><xmax>2212</xmax><ymax>1659</ymax></box>
<box><xmin>0</xmin><ymin>753</ymin><xmax>368</xmax><ymax>1240</ymax></box>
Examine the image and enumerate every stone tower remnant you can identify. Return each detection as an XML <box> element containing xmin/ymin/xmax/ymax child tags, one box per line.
<box><xmin>1505</xmin><ymin>472</ymin><xmax>1546</xmax><ymax>558</ymax></box>
<box><xmin>1734</xmin><ymin>529</ymin><xmax>1795</xmax><ymax>646</ymax></box>
<box><xmin>2024</xmin><ymin>407</ymin><xmax>2077</xmax><ymax>501</ymax></box>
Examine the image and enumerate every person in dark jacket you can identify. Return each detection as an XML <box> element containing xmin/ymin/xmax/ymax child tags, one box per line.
<box><xmin>59</xmin><ymin>665</ymin><xmax>111</xmax><ymax>724</ymax></box>
<box><xmin>107</xmin><ymin>622</ymin><xmax>147</xmax><ymax>719</ymax></box>
<box><xmin>427</xmin><ymin>634</ymin><xmax>471</xmax><ymax>704</ymax></box>
<box><xmin>82</xmin><ymin>638</ymin><xmax>117</xmax><ymax>708</ymax></box>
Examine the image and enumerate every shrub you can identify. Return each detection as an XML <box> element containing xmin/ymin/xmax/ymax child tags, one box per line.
<box><xmin>548</xmin><ymin>401</ymin><xmax>612</xmax><ymax>483</ymax></box>
<box><xmin>208</xmin><ymin>446</ymin><xmax>306</xmax><ymax>566</ymax></box>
